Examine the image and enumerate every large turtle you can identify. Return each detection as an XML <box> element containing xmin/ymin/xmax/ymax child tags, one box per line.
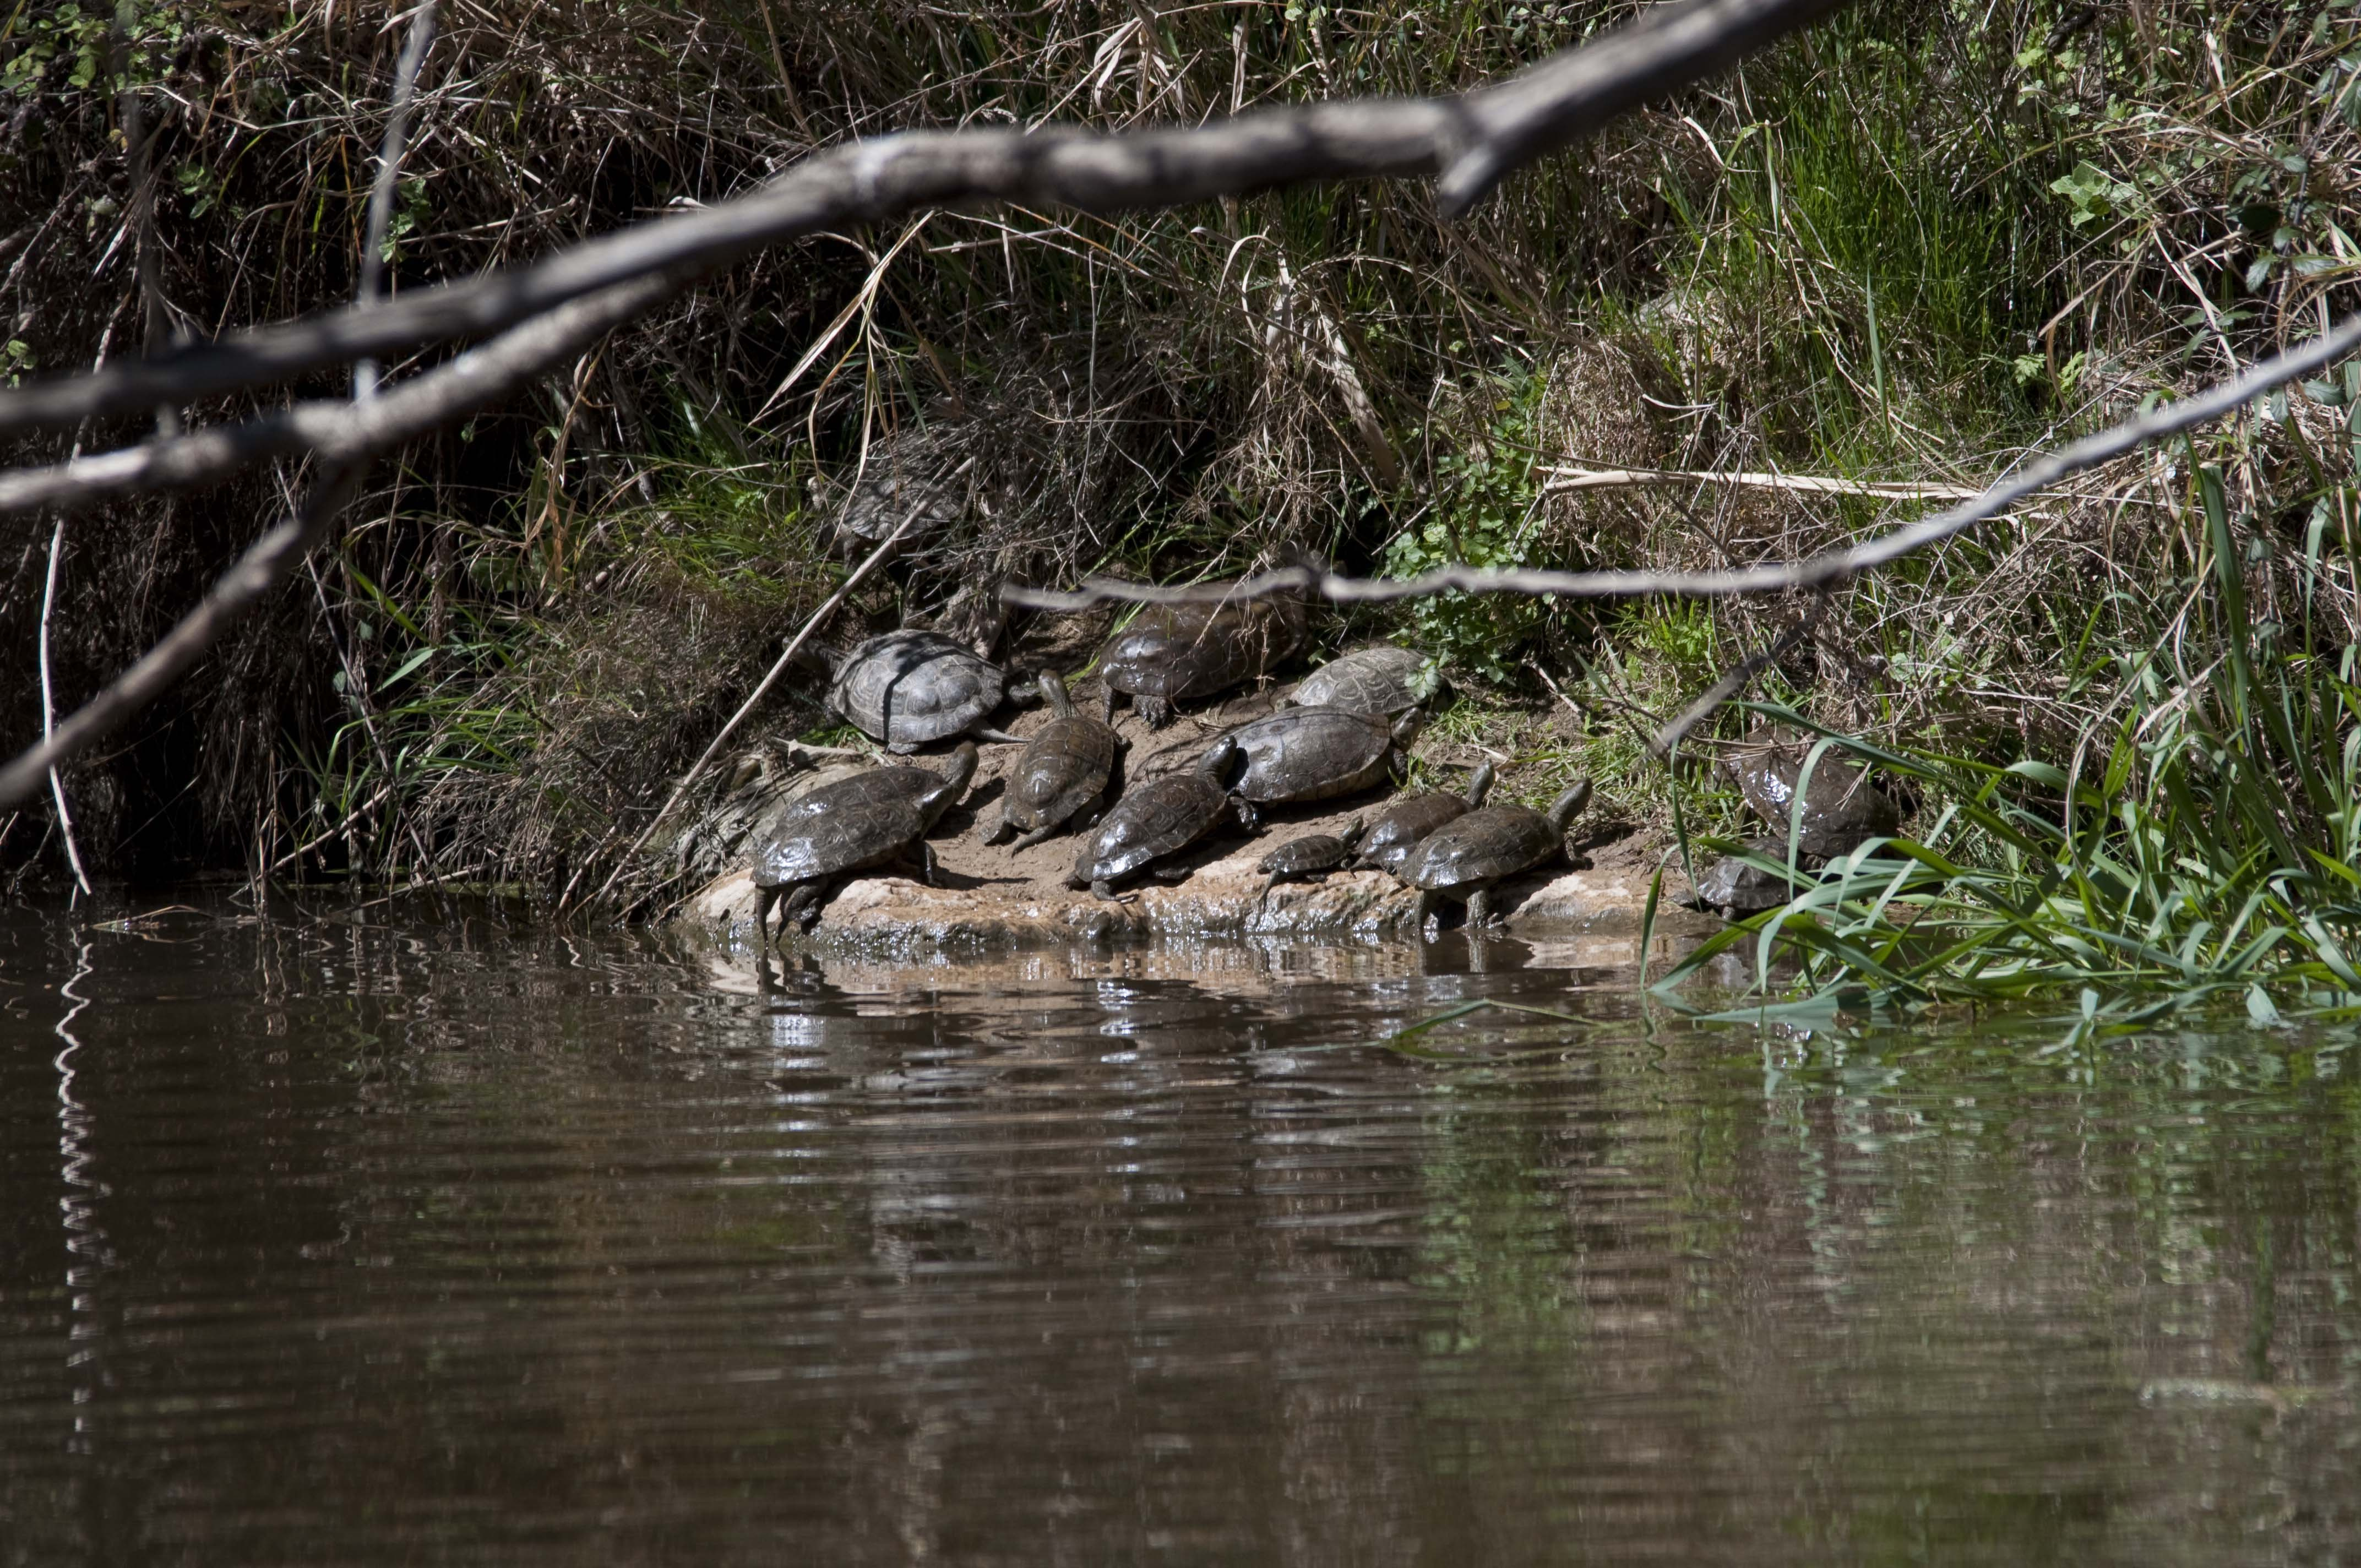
<box><xmin>1096</xmin><ymin>590</ymin><xmax>1304</xmax><ymax>727</ymax></box>
<box><xmin>752</xmin><ymin>746</ymin><xmax>977</xmax><ymax>942</ymax></box>
<box><xmin>827</xmin><ymin>630</ymin><xmax>1018</xmax><ymax>754</ymax></box>
<box><xmin>1226</xmin><ymin>705</ymin><xmax>1418</xmax><ymax>824</ymax></box>
<box><xmin>1353</xmin><ymin>761</ymin><xmax>1497</xmax><ymax>878</ymax></box>
<box><xmin>985</xmin><ymin>672</ymin><xmax>1120</xmax><ymax>851</ymax></box>
<box><xmin>1288</xmin><ymin>645</ymin><xmax>1432</xmax><ymax>717</ymax></box>
<box><xmin>1068</xmin><ymin>737</ymin><xmax>1250</xmax><ymax>901</ymax></box>
<box><xmin>1723</xmin><ymin>726</ymin><xmax>1899</xmax><ymax>859</ymax></box>
<box><xmin>833</xmin><ymin>429</ymin><xmax>965</xmax><ymax>559</ymax></box>
<box><xmin>1402</xmin><ymin>778</ymin><xmax>1593</xmax><ymax>933</ymax></box>
<box><xmin>1255</xmin><ymin>821</ymin><xmax>1363</xmax><ymax>909</ymax></box>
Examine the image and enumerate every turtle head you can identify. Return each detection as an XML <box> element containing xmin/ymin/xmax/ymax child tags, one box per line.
<box><xmin>1388</xmin><ymin>709</ymin><xmax>1426</xmax><ymax>749</ymax></box>
<box><xmin>1545</xmin><ymin>776</ymin><xmax>1593</xmax><ymax>837</ymax></box>
<box><xmin>1195</xmin><ymin>733</ymin><xmax>1244</xmax><ymax>786</ymax></box>
<box><xmin>1465</xmin><ymin>760</ymin><xmax>1497</xmax><ymax>808</ymax></box>
<box><xmin>1035</xmin><ymin>669</ymin><xmax>1074</xmax><ymax>717</ymax></box>
<box><xmin>914</xmin><ymin>744</ymin><xmax>978</xmax><ymax>825</ymax></box>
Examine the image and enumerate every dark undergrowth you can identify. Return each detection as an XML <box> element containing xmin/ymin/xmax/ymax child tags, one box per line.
<box><xmin>7</xmin><ymin>0</ymin><xmax>2361</xmax><ymax>1010</ymax></box>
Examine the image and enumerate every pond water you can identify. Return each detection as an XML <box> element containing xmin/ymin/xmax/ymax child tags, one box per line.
<box><xmin>1</xmin><ymin>898</ymin><xmax>2357</xmax><ymax>1564</ymax></box>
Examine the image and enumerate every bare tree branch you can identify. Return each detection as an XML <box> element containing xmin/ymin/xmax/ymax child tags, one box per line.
<box><xmin>0</xmin><ymin>0</ymin><xmax>1838</xmax><ymax>437</ymax></box>
<box><xmin>0</xmin><ymin>277</ymin><xmax>668</xmax><ymax>813</ymax></box>
<box><xmin>353</xmin><ymin>0</ymin><xmax>439</xmax><ymax>401</ymax></box>
<box><xmin>1004</xmin><ymin>314</ymin><xmax>2361</xmax><ymax>612</ymax></box>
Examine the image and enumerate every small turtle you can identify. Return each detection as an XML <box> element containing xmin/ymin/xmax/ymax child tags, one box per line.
<box><xmin>1288</xmin><ymin>645</ymin><xmax>1432</xmax><ymax>717</ymax></box>
<box><xmin>986</xmin><ymin>672</ymin><xmax>1121</xmax><ymax>851</ymax></box>
<box><xmin>1255</xmin><ymin>820</ymin><xmax>1364</xmax><ymax>908</ymax></box>
<box><xmin>1353</xmin><ymin>761</ymin><xmax>1497</xmax><ymax>878</ymax></box>
<box><xmin>1723</xmin><ymin>726</ymin><xmax>1899</xmax><ymax>859</ymax></box>
<box><xmin>1068</xmin><ymin>737</ymin><xmax>1252</xmax><ymax>901</ymax></box>
<box><xmin>1403</xmin><ymin>778</ymin><xmax>1594</xmax><ymax>933</ymax></box>
<box><xmin>1227</xmin><ymin>706</ymin><xmax>1420</xmax><ymax>823</ymax></box>
<box><xmin>833</xmin><ymin>433</ymin><xmax>965</xmax><ymax>558</ymax></box>
<box><xmin>753</xmin><ymin>745</ymin><xmax>977</xmax><ymax>943</ymax></box>
<box><xmin>826</xmin><ymin>630</ymin><xmax>1018</xmax><ymax>754</ymax></box>
<box><xmin>1691</xmin><ymin>837</ymin><xmax>1811</xmax><ymax>916</ymax></box>
<box><xmin>1097</xmin><ymin>591</ymin><xmax>1305</xmax><ymax>727</ymax></box>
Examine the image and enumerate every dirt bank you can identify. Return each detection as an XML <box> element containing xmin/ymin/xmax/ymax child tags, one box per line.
<box><xmin>673</xmin><ymin>686</ymin><xmax>1720</xmax><ymax>954</ymax></box>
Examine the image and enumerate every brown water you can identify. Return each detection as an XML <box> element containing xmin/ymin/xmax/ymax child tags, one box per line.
<box><xmin>1</xmin><ymin>899</ymin><xmax>2357</xmax><ymax>1565</ymax></box>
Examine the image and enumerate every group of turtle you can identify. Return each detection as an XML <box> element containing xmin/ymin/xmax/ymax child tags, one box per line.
<box><xmin>749</xmin><ymin>592</ymin><xmax>1595</xmax><ymax>946</ymax></box>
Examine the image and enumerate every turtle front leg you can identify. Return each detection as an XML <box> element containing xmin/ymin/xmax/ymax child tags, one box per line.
<box><xmin>754</xmin><ymin>886</ymin><xmax>778</xmax><ymax>951</ymax></box>
<box><xmin>913</xmin><ymin>841</ymin><xmax>939</xmax><ymax>886</ymax></box>
<box><xmin>1009</xmin><ymin>822</ymin><xmax>1057</xmax><ymax>852</ymax></box>
<box><xmin>1090</xmin><ymin>878</ymin><xmax>1134</xmax><ymax>904</ymax></box>
<box><xmin>1257</xmin><ymin>872</ymin><xmax>1282</xmax><ymax>911</ymax></box>
<box><xmin>785</xmin><ymin>883</ymin><xmax>826</xmax><ymax>932</ymax></box>
<box><xmin>1101</xmin><ymin>686</ymin><xmax>1119</xmax><ymax>725</ymax></box>
<box><xmin>1415</xmin><ymin>888</ymin><xmax>1439</xmax><ymax>939</ymax></box>
<box><xmin>983</xmin><ymin>809</ymin><xmax>1016</xmax><ymax>846</ymax></box>
<box><xmin>1140</xmin><ymin>695</ymin><xmax>1171</xmax><ymax>729</ymax></box>
<box><xmin>1466</xmin><ymin>885</ymin><xmax>1498</xmax><ymax>929</ymax></box>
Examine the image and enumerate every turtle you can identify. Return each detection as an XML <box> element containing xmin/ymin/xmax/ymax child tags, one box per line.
<box><xmin>1353</xmin><ymin>761</ymin><xmax>1497</xmax><ymax>878</ymax></box>
<box><xmin>833</xmin><ymin>432</ymin><xmax>965</xmax><ymax>559</ymax></box>
<box><xmin>1225</xmin><ymin>705</ymin><xmax>1419</xmax><ymax>825</ymax></box>
<box><xmin>1402</xmin><ymin>778</ymin><xmax>1594</xmax><ymax>933</ymax></box>
<box><xmin>826</xmin><ymin>630</ymin><xmax>1019</xmax><ymax>754</ymax></box>
<box><xmin>1067</xmin><ymin>736</ymin><xmax>1252</xmax><ymax>901</ymax></box>
<box><xmin>771</xmin><ymin>742</ymin><xmax>980</xmax><ymax>825</ymax></box>
<box><xmin>752</xmin><ymin>745</ymin><xmax>977</xmax><ymax>943</ymax></box>
<box><xmin>1255</xmin><ymin>820</ymin><xmax>1364</xmax><ymax>908</ymax></box>
<box><xmin>1722</xmin><ymin>726</ymin><xmax>1899</xmax><ymax>859</ymax></box>
<box><xmin>1287</xmin><ymin>645</ymin><xmax>1432</xmax><ymax>716</ymax></box>
<box><xmin>1096</xmin><ymin>590</ymin><xmax>1305</xmax><ymax>727</ymax></box>
<box><xmin>984</xmin><ymin>672</ymin><xmax>1121</xmax><ymax>851</ymax></box>
<box><xmin>1690</xmin><ymin>837</ymin><xmax>1813</xmax><ymax>916</ymax></box>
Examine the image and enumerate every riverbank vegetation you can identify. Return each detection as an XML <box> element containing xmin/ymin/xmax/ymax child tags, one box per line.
<box><xmin>6</xmin><ymin>0</ymin><xmax>2361</xmax><ymax>1011</ymax></box>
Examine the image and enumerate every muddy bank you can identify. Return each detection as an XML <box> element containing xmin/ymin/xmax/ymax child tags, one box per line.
<box><xmin>672</xmin><ymin>687</ymin><xmax>1719</xmax><ymax>954</ymax></box>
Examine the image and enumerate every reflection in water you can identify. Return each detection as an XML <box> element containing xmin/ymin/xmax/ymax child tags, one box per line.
<box><xmin>0</xmin><ymin>901</ymin><xmax>2355</xmax><ymax>1564</ymax></box>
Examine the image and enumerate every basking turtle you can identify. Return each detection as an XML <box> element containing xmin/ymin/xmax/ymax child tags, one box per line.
<box><xmin>1353</xmin><ymin>761</ymin><xmax>1496</xmax><ymax>878</ymax></box>
<box><xmin>985</xmin><ymin>672</ymin><xmax>1120</xmax><ymax>851</ymax></box>
<box><xmin>1691</xmin><ymin>837</ymin><xmax>1811</xmax><ymax>916</ymax></box>
<box><xmin>1096</xmin><ymin>590</ymin><xmax>1304</xmax><ymax>727</ymax></box>
<box><xmin>1288</xmin><ymin>645</ymin><xmax>1431</xmax><ymax>717</ymax></box>
<box><xmin>1403</xmin><ymin>778</ymin><xmax>1593</xmax><ymax>933</ymax></box>
<box><xmin>1068</xmin><ymin>737</ymin><xmax>1250</xmax><ymax>901</ymax></box>
<box><xmin>1226</xmin><ymin>706</ymin><xmax>1419</xmax><ymax>823</ymax></box>
<box><xmin>1255</xmin><ymin>820</ymin><xmax>1364</xmax><ymax>908</ymax></box>
<box><xmin>770</xmin><ymin>742</ymin><xmax>980</xmax><ymax>826</ymax></box>
<box><xmin>833</xmin><ymin>432</ymin><xmax>964</xmax><ymax>559</ymax></box>
<box><xmin>752</xmin><ymin>746</ymin><xmax>977</xmax><ymax>943</ymax></box>
<box><xmin>1723</xmin><ymin>726</ymin><xmax>1899</xmax><ymax>859</ymax></box>
<box><xmin>826</xmin><ymin>630</ymin><xmax>1017</xmax><ymax>754</ymax></box>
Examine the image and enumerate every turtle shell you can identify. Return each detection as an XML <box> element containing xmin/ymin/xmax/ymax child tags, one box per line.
<box><xmin>1355</xmin><ymin>792</ymin><xmax>1476</xmax><ymax>875</ymax></box>
<box><xmin>1098</xmin><ymin>594</ymin><xmax>1304</xmax><ymax>706</ymax></box>
<box><xmin>827</xmin><ymin>630</ymin><xmax>1005</xmax><ymax>749</ymax></box>
<box><xmin>1401</xmin><ymin>805</ymin><xmax>1560</xmax><ymax>894</ymax></box>
<box><xmin>1723</xmin><ymin>726</ymin><xmax>1898</xmax><ymax>859</ymax></box>
<box><xmin>754</xmin><ymin>798</ymin><xmax>926</xmax><ymax>889</ymax></box>
<box><xmin>835</xmin><ymin>438</ymin><xmax>963</xmax><ymax>549</ymax></box>
<box><xmin>1693</xmin><ymin>840</ymin><xmax>1809</xmax><ymax>913</ymax></box>
<box><xmin>1071</xmin><ymin>744</ymin><xmax>1239</xmax><ymax>884</ymax></box>
<box><xmin>771</xmin><ymin>744</ymin><xmax>976</xmax><ymax>827</ymax></box>
<box><xmin>1258</xmin><ymin>831</ymin><xmax>1358</xmax><ymax>878</ymax></box>
<box><xmin>1290</xmin><ymin>645</ymin><xmax>1428</xmax><ymax>716</ymax></box>
<box><xmin>1228</xmin><ymin>706</ymin><xmax>1403</xmax><ymax>804</ymax></box>
<box><xmin>1002</xmin><ymin>713</ymin><xmax>1119</xmax><ymax>835</ymax></box>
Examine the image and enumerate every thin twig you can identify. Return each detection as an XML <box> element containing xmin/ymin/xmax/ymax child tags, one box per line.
<box><xmin>0</xmin><ymin>0</ymin><xmax>1841</xmax><ymax>436</ymax></box>
<box><xmin>1006</xmin><ymin>314</ymin><xmax>2361</xmax><ymax>612</ymax></box>
<box><xmin>1539</xmin><ymin>464</ymin><xmax>1982</xmax><ymax>498</ymax></box>
<box><xmin>39</xmin><ymin>516</ymin><xmax>92</xmax><ymax>897</ymax></box>
<box><xmin>353</xmin><ymin>0</ymin><xmax>439</xmax><ymax>401</ymax></box>
<box><xmin>581</xmin><ymin>502</ymin><xmax>928</xmax><ymax>908</ymax></box>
